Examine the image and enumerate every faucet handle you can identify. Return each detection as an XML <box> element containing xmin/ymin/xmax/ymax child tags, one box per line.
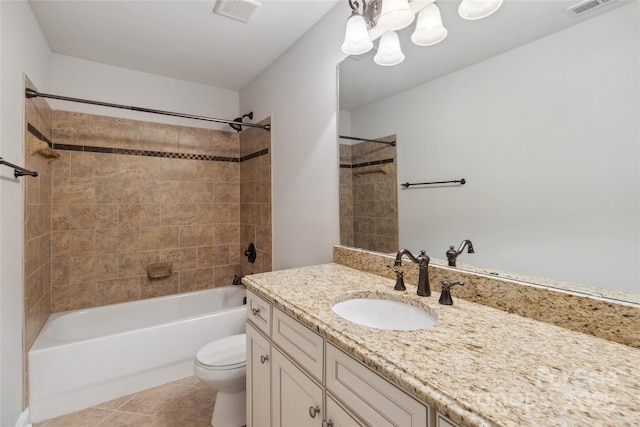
<box><xmin>387</xmin><ymin>265</ymin><xmax>406</xmax><ymax>291</ymax></box>
<box><xmin>439</xmin><ymin>281</ymin><xmax>465</xmax><ymax>305</ymax></box>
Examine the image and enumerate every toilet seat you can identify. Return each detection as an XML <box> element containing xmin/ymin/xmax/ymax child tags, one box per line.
<box><xmin>196</xmin><ymin>333</ymin><xmax>246</xmax><ymax>370</ymax></box>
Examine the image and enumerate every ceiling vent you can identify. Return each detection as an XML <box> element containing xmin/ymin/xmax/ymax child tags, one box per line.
<box><xmin>213</xmin><ymin>0</ymin><xmax>262</xmax><ymax>23</ymax></box>
<box><xmin>564</xmin><ymin>0</ymin><xmax>617</xmax><ymax>16</ymax></box>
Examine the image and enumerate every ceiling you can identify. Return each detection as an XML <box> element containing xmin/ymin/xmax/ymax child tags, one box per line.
<box><xmin>339</xmin><ymin>0</ymin><xmax>633</xmax><ymax>111</ymax></box>
<box><xmin>28</xmin><ymin>0</ymin><xmax>340</xmax><ymax>91</ymax></box>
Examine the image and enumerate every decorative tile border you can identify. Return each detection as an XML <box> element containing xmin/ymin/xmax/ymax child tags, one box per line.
<box><xmin>340</xmin><ymin>158</ymin><xmax>394</xmax><ymax>169</ymax></box>
<box><xmin>28</xmin><ymin>122</ymin><xmax>267</xmax><ymax>163</ymax></box>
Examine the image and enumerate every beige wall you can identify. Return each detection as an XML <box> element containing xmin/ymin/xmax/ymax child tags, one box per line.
<box><xmin>240</xmin><ymin>119</ymin><xmax>272</xmax><ymax>276</ymax></box>
<box><xmin>23</xmin><ymin>77</ymin><xmax>53</xmax><ymax>407</ymax></box>
<box><xmin>339</xmin><ymin>137</ymin><xmax>398</xmax><ymax>254</ymax></box>
<box><xmin>47</xmin><ymin>111</ymin><xmax>270</xmax><ymax>312</ymax></box>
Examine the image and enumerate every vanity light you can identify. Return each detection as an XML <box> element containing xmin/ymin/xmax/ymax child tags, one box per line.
<box><xmin>411</xmin><ymin>3</ymin><xmax>447</xmax><ymax>46</ymax></box>
<box><xmin>374</xmin><ymin>31</ymin><xmax>405</xmax><ymax>66</ymax></box>
<box><xmin>341</xmin><ymin>0</ymin><xmax>374</xmax><ymax>55</ymax></box>
<box><xmin>458</xmin><ymin>0</ymin><xmax>504</xmax><ymax>20</ymax></box>
<box><xmin>378</xmin><ymin>0</ymin><xmax>415</xmax><ymax>31</ymax></box>
<box><xmin>341</xmin><ymin>0</ymin><xmax>503</xmax><ymax>66</ymax></box>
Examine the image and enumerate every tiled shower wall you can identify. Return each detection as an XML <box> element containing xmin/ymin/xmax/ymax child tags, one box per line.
<box><xmin>240</xmin><ymin>120</ymin><xmax>272</xmax><ymax>275</ymax></box>
<box><xmin>48</xmin><ymin>111</ymin><xmax>271</xmax><ymax>312</ymax></box>
<box><xmin>24</xmin><ymin>77</ymin><xmax>53</xmax><ymax>408</ymax></box>
<box><xmin>339</xmin><ymin>137</ymin><xmax>398</xmax><ymax>254</ymax></box>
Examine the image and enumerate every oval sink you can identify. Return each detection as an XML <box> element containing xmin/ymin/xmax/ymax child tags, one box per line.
<box><xmin>332</xmin><ymin>298</ymin><xmax>436</xmax><ymax>331</ymax></box>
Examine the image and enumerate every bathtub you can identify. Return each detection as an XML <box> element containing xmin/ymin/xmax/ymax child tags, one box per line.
<box><xmin>29</xmin><ymin>286</ymin><xmax>246</xmax><ymax>422</ymax></box>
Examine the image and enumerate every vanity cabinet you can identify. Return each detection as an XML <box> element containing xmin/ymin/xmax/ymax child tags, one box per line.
<box><xmin>246</xmin><ymin>290</ymin><xmax>433</xmax><ymax>427</ymax></box>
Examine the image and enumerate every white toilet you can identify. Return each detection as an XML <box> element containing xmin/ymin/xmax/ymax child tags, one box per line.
<box><xmin>193</xmin><ymin>333</ymin><xmax>247</xmax><ymax>427</ymax></box>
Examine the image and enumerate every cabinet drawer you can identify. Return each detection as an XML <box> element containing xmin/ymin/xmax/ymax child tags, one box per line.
<box><xmin>247</xmin><ymin>290</ymin><xmax>272</xmax><ymax>336</ymax></box>
<box><xmin>326</xmin><ymin>344</ymin><xmax>429</xmax><ymax>427</ymax></box>
<box><xmin>272</xmin><ymin>308</ymin><xmax>324</xmax><ymax>382</ymax></box>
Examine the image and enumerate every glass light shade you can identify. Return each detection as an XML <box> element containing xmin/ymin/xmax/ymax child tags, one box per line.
<box><xmin>377</xmin><ymin>0</ymin><xmax>415</xmax><ymax>31</ymax></box>
<box><xmin>374</xmin><ymin>31</ymin><xmax>405</xmax><ymax>66</ymax></box>
<box><xmin>341</xmin><ymin>14</ymin><xmax>374</xmax><ymax>55</ymax></box>
<box><xmin>458</xmin><ymin>0</ymin><xmax>504</xmax><ymax>20</ymax></box>
<box><xmin>411</xmin><ymin>3</ymin><xmax>447</xmax><ymax>46</ymax></box>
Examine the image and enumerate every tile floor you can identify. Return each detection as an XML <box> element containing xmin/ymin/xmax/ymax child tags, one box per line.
<box><xmin>34</xmin><ymin>376</ymin><xmax>215</xmax><ymax>427</ymax></box>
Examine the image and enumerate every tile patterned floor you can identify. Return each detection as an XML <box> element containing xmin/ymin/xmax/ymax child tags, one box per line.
<box><xmin>34</xmin><ymin>376</ymin><xmax>215</xmax><ymax>427</ymax></box>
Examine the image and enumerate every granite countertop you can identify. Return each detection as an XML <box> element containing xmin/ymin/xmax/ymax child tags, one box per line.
<box><xmin>243</xmin><ymin>263</ymin><xmax>640</xmax><ymax>427</ymax></box>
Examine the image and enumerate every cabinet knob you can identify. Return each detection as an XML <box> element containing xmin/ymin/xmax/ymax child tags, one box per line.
<box><xmin>322</xmin><ymin>420</ymin><xmax>334</xmax><ymax>427</ymax></box>
<box><xmin>252</xmin><ymin>308</ymin><xmax>260</xmax><ymax>316</ymax></box>
<box><xmin>308</xmin><ymin>405</ymin><xmax>320</xmax><ymax>418</ymax></box>
<box><xmin>260</xmin><ymin>355</ymin><xmax>269</xmax><ymax>364</ymax></box>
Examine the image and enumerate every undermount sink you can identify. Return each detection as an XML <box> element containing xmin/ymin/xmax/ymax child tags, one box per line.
<box><xmin>331</xmin><ymin>298</ymin><xmax>436</xmax><ymax>331</ymax></box>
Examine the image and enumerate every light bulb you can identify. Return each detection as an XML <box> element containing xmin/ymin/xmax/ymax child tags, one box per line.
<box><xmin>374</xmin><ymin>31</ymin><xmax>405</xmax><ymax>66</ymax></box>
<box><xmin>458</xmin><ymin>0</ymin><xmax>504</xmax><ymax>20</ymax></box>
<box><xmin>411</xmin><ymin>3</ymin><xmax>447</xmax><ymax>46</ymax></box>
<box><xmin>341</xmin><ymin>13</ymin><xmax>373</xmax><ymax>55</ymax></box>
<box><xmin>378</xmin><ymin>0</ymin><xmax>415</xmax><ymax>31</ymax></box>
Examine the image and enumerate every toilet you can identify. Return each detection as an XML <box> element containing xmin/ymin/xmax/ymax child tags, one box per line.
<box><xmin>193</xmin><ymin>333</ymin><xmax>247</xmax><ymax>427</ymax></box>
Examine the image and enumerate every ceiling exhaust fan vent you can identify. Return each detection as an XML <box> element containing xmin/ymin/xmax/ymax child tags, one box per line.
<box><xmin>564</xmin><ymin>0</ymin><xmax>617</xmax><ymax>16</ymax></box>
<box><xmin>213</xmin><ymin>0</ymin><xmax>262</xmax><ymax>23</ymax></box>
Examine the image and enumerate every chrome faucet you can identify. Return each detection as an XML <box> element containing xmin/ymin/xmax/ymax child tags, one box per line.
<box><xmin>393</xmin><ymin>248</ymin><xmax>431</xmax><ymax>296</ymax></box>
<box><xmin>446</xmin><ymin>240</ymin><xmax>475</xmax><ymax>267</ymax></box>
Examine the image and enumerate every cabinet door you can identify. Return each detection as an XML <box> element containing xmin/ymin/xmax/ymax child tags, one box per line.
<box><xmin>272</xmin><ymin>348</ymin><xmax>323</xmax><ymax>427</ymax></box>
<box><xmin>325</xmin><ymin>394</ymin><xmax>365</xmax><ymax>427</ymax></box>
<box><xmin>247</xmin><ymin>323</ymin><xmax>272</xmax><ymax>427</ymax></box>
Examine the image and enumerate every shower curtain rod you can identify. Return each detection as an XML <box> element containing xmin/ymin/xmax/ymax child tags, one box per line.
<box><xmin>25</xmin><ymin>89</ymin><xmax>270</xmax><ymax>131</ymax></box>
<box><xmin>339</xmin><ymin>135</ymin><xmax>396</xmax><ymax>146</ymax></box>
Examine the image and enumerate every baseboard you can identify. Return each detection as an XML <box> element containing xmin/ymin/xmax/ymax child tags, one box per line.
<box><xmin>15</xmin><ymin>408</ymin><xmax>32</xmax><ymax>427</ymax></box>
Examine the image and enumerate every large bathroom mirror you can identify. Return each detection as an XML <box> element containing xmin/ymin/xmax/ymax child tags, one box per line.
<box><xmin>338</xmin><ymin>0</ymin><xmax>639</xmax><ymax>301</ymax></box>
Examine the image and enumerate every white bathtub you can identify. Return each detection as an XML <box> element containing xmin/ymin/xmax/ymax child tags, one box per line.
<box><xmin>29</xmin><ymin>286</ymin><xmax>246</xmax><ymax>422</ymax></box>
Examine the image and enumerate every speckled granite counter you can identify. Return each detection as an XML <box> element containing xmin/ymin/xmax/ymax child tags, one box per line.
<box><xmin>243</xmin><ymin>263</ymin><xmax>640</xmax><ymax>427</ymax></box>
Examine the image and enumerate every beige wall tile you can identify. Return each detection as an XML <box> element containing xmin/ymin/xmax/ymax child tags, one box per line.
<box><xmin>119</xmin><ymin>252</ymin><xmax>160</xmax><ymax>278</ymax></box>
<box><xmin>52</xmin><ymin>177</ymin><xmax>95</xmax><ymax>205</ymax></box>
<box><xmin>68</xmin><ymin>254</ymin><xmax>120</xmax><ymax>284</ymax></box>
<box><xmin>70</xmin><ymin>151</ymin><xmax>118</xmax><ymax>178</ymax></box>
<box><xmin>118</xmin><ymin>155</ymin><xmax>163</xmax><ymax>180</ymax></box>
<box><xmin>161</xmin><ymin>204</ymin><xmax>198</xmax><ymax>226</ymax></box>
<box><xmin>197</xmin><ymin>245</ymin><xmax>229</xmax><ymax>267</ymax></box>
<box><xmin>214</xmin><ymin>224</ymin><xmax>240</xmax><ymax>245</ymax></box>
<box><xmin>138</xmin><ymin>121</ymin><xmax>179</xmax><ymax>152</ymax></box>
<box><xmin>95</xmin><ymin>228</ymin><xmax>140</xmax><ymax>254</ymax></box>
<box><xmin>214</xmin><ymin>264</ymin><xmax>242</xmax><ymax>287</ymax></box>
<box><xmin>158</xmin><ymin>248</ymin><xmax>198</xmax><ymax>271</ymax></box>
<box><xmin>139</xmin><ymin>226</ymin><xmax>180</xmax><ymax>251</ymax></box>
<box><xmin>119</xmin><ymin>204</ymin><xmax>161</xmax><ymax>227</ymax></box>
<box><xmin>214</xmin><ymin>183</ymin><xmax>240</xmax><ymax>202</ymax></box>
<box><xmin>141</xmin><ymin>274</ymin><xmax>179</xmax><ymax>299</ymax></box>
<box><xmin>52</xmin><ymin>230</ymin><xmax>95</xmax><ymax>257</ymax></box>
<box><xmin>180</xmin><ymin>225</ymin><xmax>214</xmax><ymax>248</ymax></box>
<box><xmin>179</xmin><ymin>267</ymin><xmax>214</xmax><ymax>292</ymax></box>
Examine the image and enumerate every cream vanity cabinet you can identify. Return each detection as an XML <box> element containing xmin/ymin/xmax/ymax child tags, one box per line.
<box><xmin>246</xmin><ymin>290</ymin><xmax>432</xmax><ymax>427</ymax></box>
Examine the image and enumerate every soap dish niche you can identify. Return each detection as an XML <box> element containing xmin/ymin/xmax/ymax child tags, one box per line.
<box><xmin>31</xmin><ymin>139</ymin><xmax>60</xmax><ymax>163</ymax></box>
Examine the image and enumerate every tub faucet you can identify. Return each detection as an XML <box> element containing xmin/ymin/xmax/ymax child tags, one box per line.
<box><xmin>446</xmin><ymin>240</ymin><xmax>475</xmax><ymax>267</ymax></box>
<box><xmin>394</xmin><ymin>249</ymin><xmax>431</xmax><ymax>296</ymax></box>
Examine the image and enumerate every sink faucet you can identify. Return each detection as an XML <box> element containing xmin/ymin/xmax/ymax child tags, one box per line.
<box><xmin>393</xmin><ymin>249</ymin><xmax>431</xmax><ymax>296</ymax></box>
<box><xmin>446</xmin><ymin>239</ymin><xmax>475</xmax><ymax>267</ymax></box>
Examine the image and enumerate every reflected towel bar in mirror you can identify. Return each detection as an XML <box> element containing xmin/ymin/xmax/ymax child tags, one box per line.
<box><xmin>401</xmin><ymin>178</ymin><xmax>465</xmax><ymax>188</ymax></box>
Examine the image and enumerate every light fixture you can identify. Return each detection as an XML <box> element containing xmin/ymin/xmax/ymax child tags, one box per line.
<box><xmin>341</xmin><ymin>0</ymin><xmax>503</xmax><ymax>66</ymax></box>
<box><xmin>411</xmin><ymin>3</ymin><xmax>447</xmax><ymax>46</ymax></box>
<box><xmin>341</xmin><ymin>0</ymin><xmax>374</xmax><ymax>55</ymax></box>
<box><xmin>378</xmin><ymin>0</ymin><xmax>415</xmax><ymax>31</ymax></box>
<box><xmin>458</xmin><ymin>0</ymin><xmax>504</xmax><ymax>20</ymax></box>
<box><xmin>374</xmin><ymin>31</ymin><xmax>405</xmax><ymax>66</ymax></box>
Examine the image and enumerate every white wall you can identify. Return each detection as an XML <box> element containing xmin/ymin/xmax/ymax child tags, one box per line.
<box><xmin>0</xmin><ymin>1</ymin><xmax>52</xmax><ymax>424</ymax></box>
<box><xmin>239</xmin><ymin>2</ymin><xmax>348</xmax><ymax>270</ymax></box>
<box><xmin>349</xmin><ymin>3</ymin><xmax>639</xmax><ymax>293</ymax></box>
<box><xmin>50</xmin><ymin>54</ymin><xmax>240</xmax><ymax>130</ymax></box>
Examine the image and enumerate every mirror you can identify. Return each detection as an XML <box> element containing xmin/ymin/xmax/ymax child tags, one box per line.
<box><xmin>338</xmin><ymin>0</ymin><xmax>639</xmax><ymax>301</ymax></box>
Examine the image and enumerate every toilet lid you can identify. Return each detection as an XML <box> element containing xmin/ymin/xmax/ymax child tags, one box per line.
<box><xmin>196</xmin><ymin>333</ymin><xmax>246</xmax><ymax>368</ymax></box>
